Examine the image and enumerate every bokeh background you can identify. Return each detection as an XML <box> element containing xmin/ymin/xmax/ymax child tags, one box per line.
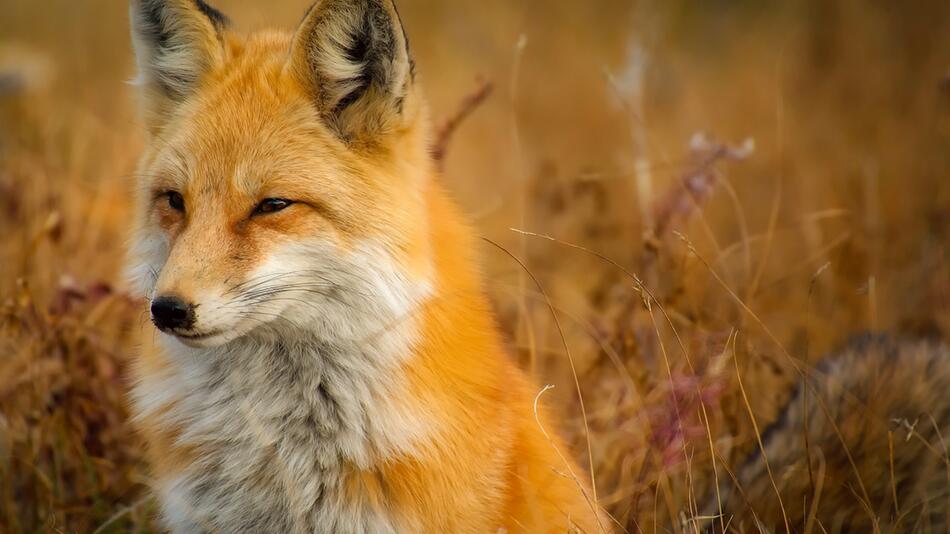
<box><xmin>1</xmin><ymin>0</ymin><xmax>948</xmax><ymax>531</ymax></box>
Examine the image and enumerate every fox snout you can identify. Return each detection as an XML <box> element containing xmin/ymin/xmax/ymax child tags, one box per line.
<box><xmin>150</xmin><ymin>295</ymin><xmax>196</xmax><ymax>331</ymax></box>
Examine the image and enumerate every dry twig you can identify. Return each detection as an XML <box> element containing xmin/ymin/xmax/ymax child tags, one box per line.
<box><xmin>431</xmin><ymin>79</ymin><xmax>494</xmax><ymax>168</ymax></box>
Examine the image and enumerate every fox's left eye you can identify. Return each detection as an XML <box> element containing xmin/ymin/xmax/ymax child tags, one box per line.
<box><xmin>253</xmin><ymin>198</ymin><xmax>294</xmax><ymax>216</ymax></box>
<box><xmin>165</xmin><ymin>191</ymin><xmax>185</xmax><ymax>212</ymax></box>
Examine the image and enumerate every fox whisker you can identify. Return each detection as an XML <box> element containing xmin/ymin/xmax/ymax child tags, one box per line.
<box><xmin>225</xmin><ymin>270</ymin><xmax>343</xmax><ymax>296</ymax></box>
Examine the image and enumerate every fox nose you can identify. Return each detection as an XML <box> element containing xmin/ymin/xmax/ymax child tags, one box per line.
<box><xmin>150</xmin><ymin>295</ymin><xmax>196</xmax><ymax>331</ymax></box>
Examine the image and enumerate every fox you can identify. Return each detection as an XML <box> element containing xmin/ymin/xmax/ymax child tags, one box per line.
<box><xmin>125</xmin><ymin>0</ymin><xmax>606</xmax><ymax>532</ymax></box>
<box><xmin>701</xmin><ymin>335</ymin><xmax>950</xmax><ymax>533</ymax></box>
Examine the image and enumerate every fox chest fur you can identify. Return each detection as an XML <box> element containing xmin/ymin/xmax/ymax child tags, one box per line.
<box><xmin>135</xmin><ymin>336</ymin><xmax>420</xmax><ymax>533</ymax></box>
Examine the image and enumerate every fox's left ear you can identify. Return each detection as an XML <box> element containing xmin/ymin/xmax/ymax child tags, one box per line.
<box><xmin>289</xmin><ymin>0</ymin><xmax>415</xmax><ymax>144</ymax></box>
<box><xmin>129</xmin><ymin>0</ymin><xmax>229</xmax><ymax>131</ymax></box>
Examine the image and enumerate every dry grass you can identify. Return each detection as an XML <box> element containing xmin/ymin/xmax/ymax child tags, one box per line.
<box><xmin>1</xmin><ymin>0</ymin><xmax>949</xmax><ymax>532</ymax></box>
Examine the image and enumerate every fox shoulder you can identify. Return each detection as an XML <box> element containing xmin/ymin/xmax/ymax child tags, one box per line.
<box><xmin>707</xmin><ymin>335</ymin><xmax>950</xmax><ymax>532</ymax></box>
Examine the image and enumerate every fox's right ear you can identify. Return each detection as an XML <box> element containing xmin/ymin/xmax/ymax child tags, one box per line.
<box><xmin>129</xmin><ymin>0</ymin><xmax>229</xmax><ymax>131</ymax></box>
<box><xmin>288</xmin><ymin>0</ymin><xmax>414</xmax><ymax>145</ymax></box>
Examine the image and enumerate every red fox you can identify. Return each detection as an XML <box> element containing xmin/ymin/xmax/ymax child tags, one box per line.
<box><xmin>125</xmin><ymin>0</ymin><xmax>605</xmax><ymax>532</ymax></box>
<box><xmin>702</xmin><ymin>335</ymin><xmax>950</xmax><ymax>532</ymax></box>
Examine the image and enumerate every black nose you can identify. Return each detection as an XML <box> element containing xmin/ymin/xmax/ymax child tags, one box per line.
<box><xmin>150</xmin><ymin>296</ymin><xmax>196</xmax><ymax>331</ymax></box>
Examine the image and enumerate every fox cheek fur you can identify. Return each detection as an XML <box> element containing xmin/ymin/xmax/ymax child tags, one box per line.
<box><xmin>126</xmin><ymin>0</ymin><xmax>605</xmax><ymax>532</ymax></box>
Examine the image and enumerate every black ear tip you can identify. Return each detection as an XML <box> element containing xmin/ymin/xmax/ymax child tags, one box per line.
<box><xmin>193</xmin><ymin>0</ymin><xmax>229</xmax><ymax>28</ymax></box>
<box><xmin>135</xmin><ymin>0</ymin><xmax>229</xmax><ymax>30</ymax></box>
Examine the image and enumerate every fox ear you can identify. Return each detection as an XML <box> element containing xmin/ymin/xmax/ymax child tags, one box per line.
<box><xmin>129</xmin><ymin>0</ymin><xmax>228</xmax><ymax>129</ymax></box>
<box><xmin>289</xmin><ymin>0</ymin><xmax>414</xmax><ymax>143</ymax></box>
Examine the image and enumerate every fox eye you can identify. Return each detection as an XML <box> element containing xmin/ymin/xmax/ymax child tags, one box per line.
<box><xmin>253</xmin><ymin>198</ymin><xmax>293</xmax><ymax>215</ymax></box>
<box><xmin>165</xmin><ymin>191</ymin><xmax>185</xmax><ymax>212</ymax></box>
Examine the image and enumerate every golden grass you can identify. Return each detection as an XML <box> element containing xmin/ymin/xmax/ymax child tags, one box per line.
<box><xmin>1</xmin><ymin>0</ymin><xmax>949</xmax><ymax>532</ymax></box>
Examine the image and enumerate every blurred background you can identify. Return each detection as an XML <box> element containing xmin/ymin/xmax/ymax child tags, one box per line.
<box><xmin>1</xmin><ymin>0</ymin><xmax>948</xmax><ymax>531</ymax></box>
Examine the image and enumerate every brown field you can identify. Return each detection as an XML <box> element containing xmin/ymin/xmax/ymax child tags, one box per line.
<box><xmin>1</xmin><ymin>0</ymin><xmax>949</xmax><ymax>532</ymax></box>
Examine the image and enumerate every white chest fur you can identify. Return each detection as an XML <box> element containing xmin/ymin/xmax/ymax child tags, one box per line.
<box><xmin>134</xmin><ymin>334</ymin><xmax>431</xmax><ymax>533</ymax></box>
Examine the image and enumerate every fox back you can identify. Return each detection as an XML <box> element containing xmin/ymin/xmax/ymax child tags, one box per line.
<box><xmin>126</xmin><ymin>1</ymin><xmax>605</xmax><ymax>532</ymax></box>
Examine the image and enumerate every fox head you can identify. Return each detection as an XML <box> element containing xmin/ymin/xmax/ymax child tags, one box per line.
<box><xmin>128</xmin><ymin>0</ymin><xmax>434</xmax><ymax>349</ymax></box>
